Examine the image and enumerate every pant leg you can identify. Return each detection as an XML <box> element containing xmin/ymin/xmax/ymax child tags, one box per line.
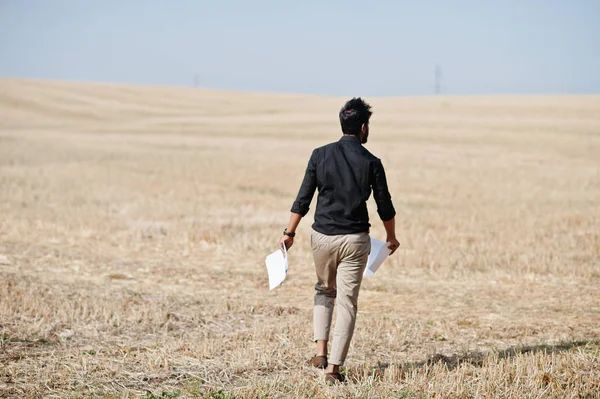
<box><xmin>311</xmin><ymin>230</ymin><xmax>339</xmax><ymax>342</ymax></box>
<box><xmin>329</xmin><ymin>232</ymin><xmax>370</xmax><ymax>365</ymax></box>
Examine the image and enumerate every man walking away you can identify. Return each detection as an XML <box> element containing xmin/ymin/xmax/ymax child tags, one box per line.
<box><xmin>279</xmin><ymin>98</ymin><xmax>400</xmax><ymax>383</ymax></box>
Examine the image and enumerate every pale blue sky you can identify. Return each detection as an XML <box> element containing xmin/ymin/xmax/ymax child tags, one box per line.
<box><xmin>1</xmin><ymin>0</ymin><xmax>599</xmax><ymax>95</ymax></box>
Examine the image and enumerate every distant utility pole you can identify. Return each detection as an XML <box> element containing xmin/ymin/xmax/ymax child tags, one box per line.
<box><xmin>193</xmin><ymin>73</ymin><xmax>199</xmax><ymax>88</ymax></box>
<box><xmin>434</xmin><ymin>64</ymin><xmax>442</xmax><ymax>95</ymax></box>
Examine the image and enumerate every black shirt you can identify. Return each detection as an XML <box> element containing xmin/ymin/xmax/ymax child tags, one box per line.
<box><xmin>291</xmin><ymin>135</ymin><xmax>396</xmax><ymax>235</ymax></box>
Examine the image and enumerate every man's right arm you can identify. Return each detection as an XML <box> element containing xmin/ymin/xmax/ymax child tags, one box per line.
<box><xmin>372</xmin><ymin>159</ymin><xmax>400</xmax><ymax>254</ymax></box>
<box><xmin>290</xmin><ymin>149</ymin><xmax>318</xmax><ymax>217</ymax></box>
<box><xmin>281</xmin><ymin>150</ymin><xmax>318</xmax><ymax>251</ymax></box>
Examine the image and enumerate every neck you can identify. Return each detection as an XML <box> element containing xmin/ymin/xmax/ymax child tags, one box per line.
<box><xmin>343</xmin><ymin>134</ymin><xmax>362</xmax><ymax>143</ymax></box>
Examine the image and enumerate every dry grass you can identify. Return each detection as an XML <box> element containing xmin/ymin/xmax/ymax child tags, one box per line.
<box><xmin>0</xmin><ymin>79</ymin><xmax>599</xmax><ymax>398</ymax></box>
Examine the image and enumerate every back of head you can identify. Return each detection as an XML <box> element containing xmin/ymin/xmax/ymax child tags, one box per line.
<box><xmin>339</xmin><ymin>98</ymin><xmax>373</xmax><ymax>136</ymax></box>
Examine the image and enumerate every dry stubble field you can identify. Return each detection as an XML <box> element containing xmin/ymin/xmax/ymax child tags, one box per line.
<box><xmin>0</xmin><ymin>79</ymin><xmax>599</xmax><ymax>399</ymax></box>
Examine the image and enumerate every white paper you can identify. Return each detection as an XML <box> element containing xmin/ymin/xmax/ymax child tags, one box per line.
<box><xmin>364</xmin><ymin>238</ymin><xmax>391</xmax><ymax>277</ymax></box>
<box><xmin>265</xmin><ymin>243</ymin><xmax>288</xmax><ymax>290</ymax></box>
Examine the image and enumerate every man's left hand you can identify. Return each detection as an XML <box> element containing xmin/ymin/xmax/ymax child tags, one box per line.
<box><xmin>387</xmin><ymin>237</ymin><xmax>400</xmax><ymax>255</ymax></box>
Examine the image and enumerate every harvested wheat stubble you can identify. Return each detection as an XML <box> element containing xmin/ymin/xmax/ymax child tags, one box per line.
<box><xmin>0</xmin><ymin>79</ymin><xmax>599</xmax><ymax>398</ymax></box>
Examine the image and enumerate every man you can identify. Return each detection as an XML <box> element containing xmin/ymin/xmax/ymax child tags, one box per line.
<box><xmin>279</xmin><ymin>98</ymin><xmax>400</xmax><ymax>383</ymax></box>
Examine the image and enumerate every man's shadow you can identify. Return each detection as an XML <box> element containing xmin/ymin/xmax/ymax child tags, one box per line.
<box><xmin>349</xmin><ymin>340</ymin><xmax>596</xmax><ymax>381</ymax></box>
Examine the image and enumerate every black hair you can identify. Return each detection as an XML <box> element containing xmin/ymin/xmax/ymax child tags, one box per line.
<box><xmin>339</xmin><ymin>97</ymin><xmax>372</xmax><ymax>136</ymax></box>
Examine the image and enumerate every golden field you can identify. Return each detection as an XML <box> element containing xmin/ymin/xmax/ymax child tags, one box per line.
<box><xmin>0</xmin><ymin>79</ymin><xmax>599</xmax><ymax>398</ymax></box>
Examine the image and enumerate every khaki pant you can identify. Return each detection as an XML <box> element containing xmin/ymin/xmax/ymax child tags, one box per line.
<box><xmin>311</xmin><ymin>229</ymin><xmax>370</xmax><ymax>366</ymax></box>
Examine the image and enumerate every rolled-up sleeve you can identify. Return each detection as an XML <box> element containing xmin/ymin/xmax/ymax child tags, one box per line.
<box><xmin>371</xmin><ymin>159</ymin><xmax>396</xmax><ymax>221</ymax></box>
<box><xmin>291</xmin><ymin>150</ymin><xmax>318</xmax><ymax>217</ymax></box>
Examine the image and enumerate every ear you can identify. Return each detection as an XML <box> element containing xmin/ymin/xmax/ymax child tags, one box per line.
<box><xmin>361</xmin><ymin>123</ymin><xmax>367</xmax><ymax>134</ymax></box>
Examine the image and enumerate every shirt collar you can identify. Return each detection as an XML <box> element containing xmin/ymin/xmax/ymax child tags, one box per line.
<box><xmin>340</xmin><ymin>135</ymin><xmax>362</xmax><ymax>144</ymax></box>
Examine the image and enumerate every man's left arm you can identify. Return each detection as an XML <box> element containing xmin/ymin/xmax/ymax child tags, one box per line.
<box><xmin>372</xmin><ymin>159</ymin><xmax>400</xmax><ymax>254</ymax></box>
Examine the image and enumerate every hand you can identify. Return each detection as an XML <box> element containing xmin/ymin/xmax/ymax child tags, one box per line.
<box><xmin>387</xmin><ymin>237</ymin><xmax>400</xmax><ymax>255</ymax></box>
<box><xmin>280</xmin><ymin>235</ymin><xmax>294</xmax><ymax>254</ymax></box>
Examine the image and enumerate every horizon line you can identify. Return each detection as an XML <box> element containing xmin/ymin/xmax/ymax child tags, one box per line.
<box><xmin>2</xmin><ymin>76</ymin><xmax>600</xmax><ymax>99</ymax></box>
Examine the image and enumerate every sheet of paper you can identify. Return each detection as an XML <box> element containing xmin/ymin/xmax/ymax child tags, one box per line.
<box><xmin>364</xmin><ymin>238</ymin><xmax>391</xmax><ymax>277</ymax></box>
<box><xmin>265</xmin><ymin>244</ymin><xmax>288</xmax><ymax>290</ymax></box>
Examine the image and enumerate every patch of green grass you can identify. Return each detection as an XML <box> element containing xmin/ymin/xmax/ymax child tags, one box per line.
<box><xmin>142</xmin><ymin>391</ymin><xmax>181</xmax><ymax>399</ymax></box>
<box><xmin>183</xmin><ymin>386</ymin><xmax>268</xmax><ymax>399</ymax></box>
<box><xmin>203</xmin><ymin>390</ymin><xmax>236</xmax><ymax>399</ymax></box>
<box><xmin>396</xmin><ymin>391</ymin><xmax>428</xmax><ymax>399</ymax></box>
<box><xmin>0</xmin><ymin>334</ymin><xmax>49</xmax><ymax>344</ymax></box>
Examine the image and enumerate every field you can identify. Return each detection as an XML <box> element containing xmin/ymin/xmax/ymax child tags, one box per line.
<box><xmin>0</xmin><ymin>79</ymin><xmax>599</xmax><ymax>398</ymax></box>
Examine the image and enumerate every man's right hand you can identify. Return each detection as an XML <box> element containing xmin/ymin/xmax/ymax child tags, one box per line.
<box><xmin>387</xmin><ymin>237</ymin><xmax>400</xmax><ymax>255</ymax></box>
<box><xmin>280</xmin><ymin>235</ymin><xmax>294</xmax><ymax>253</ymax></box>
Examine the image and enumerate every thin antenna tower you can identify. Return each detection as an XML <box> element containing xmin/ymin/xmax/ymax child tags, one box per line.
<box><xmin>434</xmin><ymin>64</ymin><xmax>442</xmax><ymax>95</ymax></box>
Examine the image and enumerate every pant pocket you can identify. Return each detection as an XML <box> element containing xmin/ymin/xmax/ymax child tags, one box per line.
<box><xmin>311</xmin><ymin>230</ymin><xmax>336</xmax><ymax>255</ymax></box>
